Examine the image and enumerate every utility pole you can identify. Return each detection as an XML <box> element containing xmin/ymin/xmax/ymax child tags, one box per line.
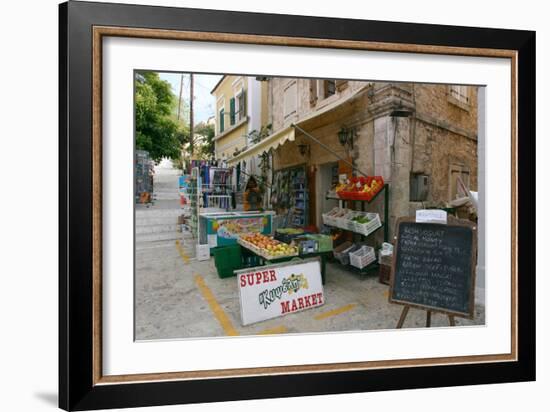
<box><xmin>177</xmin><ymin>74</ymin><xmax>184</xmax><ymax>120</ymax></box>
<box><xmin>177</xmin><ymin>74</ymin><xmax>185</xmax><ymax>172</ymax></box>
<box><xmin>189</xmin><ymin>73</ymin><xmax>194</xmax><ymax>157</ymax></box>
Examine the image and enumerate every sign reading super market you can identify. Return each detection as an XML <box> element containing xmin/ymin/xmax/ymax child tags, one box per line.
<box><xmin>237</xmin><ymin>258</ymin><xmax>324</xmax><ymax>325</ymax></box>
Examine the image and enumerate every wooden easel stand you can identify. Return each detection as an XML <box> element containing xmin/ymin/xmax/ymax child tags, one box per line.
<box><xmin>396</xmin><ymin>306</ymin><xmax>455</xmax><ymax>328</ymax></box>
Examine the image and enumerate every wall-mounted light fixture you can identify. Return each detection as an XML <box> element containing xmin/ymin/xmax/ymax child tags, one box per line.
<box><xmin>298</xmin><ymin>142</ymin><xmax>310</xmax><ymax>157</ymax></box>
<box><xmin>337</xmin><ymin>126</ymin><xmax>355</xmax><ymax>150</ymax></box>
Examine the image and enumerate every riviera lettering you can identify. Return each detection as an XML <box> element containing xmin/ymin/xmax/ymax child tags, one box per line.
<box><xmin>258</xmin><ymin>276</ymin><xmax>303</xmax><ymax>309</ymax></box>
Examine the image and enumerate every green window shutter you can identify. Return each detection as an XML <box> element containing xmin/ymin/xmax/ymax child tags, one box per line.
<box><xmin>240</xmin><ymin>92</ymin><xmax>246</xmax><ymax>118</ymax></box>
<box><xmin>229</xmin><ymin>98</ymin><xmax>236</xmax><ymax>125</ymax></box>
<box><xmin>220</xmin><ymin>109</ymin><xmax>225</xmax><ymax>133</ymax></box>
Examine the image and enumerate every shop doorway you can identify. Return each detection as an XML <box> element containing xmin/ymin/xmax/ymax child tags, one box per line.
<box><xmin>316</xmin><ymin>162</ymin><xmax>339</xmax><ymax>228</ymax></box>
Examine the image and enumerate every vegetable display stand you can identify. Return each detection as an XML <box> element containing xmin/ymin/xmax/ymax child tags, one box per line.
<box><xmin>274</xmin><ymin>228</ymin><xmax>306</xmax><ymax>244</ymax></box>
<box><xmin>325</xmin><ymin>183</ymin><xmax>390</xmax><ymax>275</ymax></box>
<box><xmin>238</xmin><ymin>243</ymin><xmax>330</xmax><ymax>284</ymax></box>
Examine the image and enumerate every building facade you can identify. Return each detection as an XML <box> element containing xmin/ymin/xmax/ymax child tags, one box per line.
<box><xmin>262</xmin><ymin>78</ymin><xmax>478</xmax><ymax>235</ymax></box>
<box><xmin>211</xmin><ymin>75</ymin><xmax>268</xmax><ymax>161</ymax></box>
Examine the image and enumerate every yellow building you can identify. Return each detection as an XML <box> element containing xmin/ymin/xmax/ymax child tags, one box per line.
<box><xmin>211</xmin><ymin>75</ymin><xmax>267</xmax><ymax>161</ymax></box>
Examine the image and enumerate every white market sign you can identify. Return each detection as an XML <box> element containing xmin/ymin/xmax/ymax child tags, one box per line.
<box><xmin>237</xmin><ymin>258</ymin><xmax>324</xmax><ymax>326</ymax></box>
<box><xmin>415</xmin><ymin>209</ymin><xmax>447</xmax><ymax>224</ymax></box>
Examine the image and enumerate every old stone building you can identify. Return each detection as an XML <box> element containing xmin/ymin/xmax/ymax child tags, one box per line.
<box><xmin>229</xmin><ymin>77</ymin><xmax>478</xmax><ymax>238</ymax></box>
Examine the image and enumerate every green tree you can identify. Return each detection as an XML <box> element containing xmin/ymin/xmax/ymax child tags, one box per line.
<box><xmin>135</xmin><ymin>72</ymin><xmax>182</xmax><ymax>162</ymax></box>
<box><xmin>194</xmin><ymin>122</ymin><xmax>215</xmax><ymax>158</ymax></box>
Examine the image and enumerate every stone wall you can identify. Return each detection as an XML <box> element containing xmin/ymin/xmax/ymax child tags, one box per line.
<box><xmin>352</xmin><ymin>120</ymin><xmax>374</xmax><ymax>176</ymax></box>
<box><xmin>269</xmin><ymin>78</ymin><xmax>371</xmax><ymax>134</ymax></box>
<box><xmin>268</xmin><ymin>80</ymin><xmax>479</xmax><ymax>239</ymax></box>
<box><xmin>414</xmin><ymin>84</ymin><xmax>478</xmax><ymax>135</ymax></box>
<box><xmin>413</xmin><ymin>119</ymin><xmax>478</xmax><ymax>202</ymax></box>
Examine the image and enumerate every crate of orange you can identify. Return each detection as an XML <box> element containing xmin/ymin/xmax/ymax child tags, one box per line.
<box><xmin>337</xmin><ymin>177</ymin><xmax>361</xmax><ymax>200</ymax></box>
<box><xmin>355</xmin><ymin>176</ymin><xmax>384</xmax><ymax>201</ymax></box>
<box><xmin>336</xmin><ymin>182</ymin><xmax>353</xmax><ymax>199</ymax></box>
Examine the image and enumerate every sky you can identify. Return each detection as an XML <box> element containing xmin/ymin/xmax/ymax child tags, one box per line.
<box><xmin>159</xmin><ymin>72</ymin><xmax>222</xmax><ymax>124</ymax></box>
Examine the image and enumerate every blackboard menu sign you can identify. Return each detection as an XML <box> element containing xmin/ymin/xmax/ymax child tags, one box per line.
<box><xmin>389</xmin><ymin>216</ymin><xmax>477</xmax><ymax>318</ymax></box>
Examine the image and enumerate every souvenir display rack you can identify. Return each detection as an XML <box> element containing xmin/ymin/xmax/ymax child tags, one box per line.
<box><xmin>290</xmin><ymin>167</ymin><xmax>308</xmax><ymax>227</ymax></box>
<box><xmin>271</xmin><ymin>164</ymin><xmax>308</xmax><ymax>228</ymax></box>
<box><xmin>135</xmin><ymin>150</ymin><xmax>154</xmax><ymax>204</ymax></box>
<box><xmin>200</xmin><ymin>167</ymin><xmax>232</xmax><ymax>209</ymax></box>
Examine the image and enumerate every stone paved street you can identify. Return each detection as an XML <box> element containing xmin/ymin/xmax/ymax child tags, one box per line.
<box><xmin>135</xmin><ymin>250</ymin><xmax>485</xmax><ymax>340</ymax></box>
<box><xmin>134</xmin><ymin>162</ymin><xmax>484</xmax><ymax>340</ymax></box>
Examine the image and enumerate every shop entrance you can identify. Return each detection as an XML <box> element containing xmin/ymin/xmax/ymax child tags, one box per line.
<box><xmin>316</xmin><ymin>162</ymin><xmax>339</xmax><ymax>228</ymax></box>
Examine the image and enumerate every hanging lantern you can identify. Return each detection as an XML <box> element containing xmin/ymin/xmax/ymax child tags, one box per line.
<box><xmin>337</xmin><ymin>126</ymin><xmax>355</xmax><ymax>149</ymax></box>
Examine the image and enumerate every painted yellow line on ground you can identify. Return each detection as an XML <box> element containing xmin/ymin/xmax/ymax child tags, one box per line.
<box><xmin>258</xmin><ymin>325</ymin><xmax>288</xmax><ymax>335</ymax></box>
<box><xmin>314</xmin><ymin>303</ymin><xmax>357</xmax><ymax>320</ymax></box>
<box><xmin>175</xmin><ymin>239</ymin><xmax>190</xmax><ymax>264</ymax></box>
<box><xmin>194</xmin><ymin>274</ymin><xmax>239</xmax><ymax>336</ymax></box>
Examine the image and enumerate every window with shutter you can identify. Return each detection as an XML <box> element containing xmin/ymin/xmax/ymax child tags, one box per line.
<box><xmin>229</xmin><ymin>98</ymin><xmax>236</xmax><ymax>126</ymax></box>
<box><xmin>449</xmin><ymin>162</ymin><xmax>470</xmax><ymax>201</ymax></box>
<box><xmin>283</xmin><ymin>81</ymin><xmax>297</xmax><ymax>120</ymax></box>
<box><xmin>237</xmin><ymin>92</ymin><xmax>246</xmax><ymax>121</ymax></box>
<box><xmin>219</xmin><ymin>108</ymin><xmax>225</xmax><ymax>133</ymax></box>
<box><xmin>309</xmin><ymin>79</ymin><xmax>318</xmax><ymax>106</ymax></box>
<box><xmin>324</xmin><ymin>80</ymin><xmax>336</xmax><ymax>98</ymax></box>
<box><xmin>449</xmin><ymin>85</ymin><xmax>470</xmax><ymax>109</ymax></box>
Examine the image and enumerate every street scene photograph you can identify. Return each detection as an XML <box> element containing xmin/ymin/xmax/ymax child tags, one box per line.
<box><xmin>134</xmin><ymin>71</ymin><xmax>484</xmax><ymax>341</ymax></box>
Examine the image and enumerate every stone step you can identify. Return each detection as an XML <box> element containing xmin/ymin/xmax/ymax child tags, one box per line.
<box><xmin>135</xmin><ymin>208</ymin><xmax>183</xmax><ymax>218</ymax></box>
<box><xmin>154</xmin><ymin>182</ymin><xmax>179</xmax><ymax>187</ymax></box>
<box><xmin>154</xmin><ymin>177</ymin><xmax>180</xmax><ymax>183</ymax></box>
<box><xmin>135</xmin><ymin>216</ymin><xmax>181</xmax><ymax>226</ymax></box>
<box><xmin>153</xmin><ymin>188</ymin><xmax>179</xmax><ymax>194</ymax></box>
<box><xmin>135</xmin><ymin>224</ymin><xmax>179</xmax><ymax>234</ymax></box>
<box><xmin>134</xmin><ymin>238</ymin><xmax>197</xmax><ymax>257</ymax></box>
<box><xmin>153</xmin><ymin>193</ymin><xmax>180</xmax><ymax>200</ymax></box>
<box><xmin>153</xmin><ymin>187</ymin><xmax>178</xmax><ymax>192</ymax></box>
<box><xmin>136</xmin><ymin>231</ymin><xmax>181</xmax><ymax>243</ymax></box>
<box><xmin>154</xmin><ymin>169</ymin><xmax>182</xmax><ymax>176</ymax></box>
<box><xmin>135</xmin><ymin>216</ymin><xmax>180</xmax><ymax>226</ymax></box>
<box><xmin>153</xmin><ymin>188</ymin><xmax>179</xmax><ymax>192</ymax></box>
<box><xmin>153</xmin><ymin>180</ymin><xmax>179</xmax><ymax>187</ymax></box>
<box><xmin>135</xmin><ymin>238</ymin><xmax>175</xmax><ymax>248</ymax></box>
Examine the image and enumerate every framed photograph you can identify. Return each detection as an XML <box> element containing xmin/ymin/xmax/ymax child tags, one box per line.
<box><xmin>59</xmin><ymin>1</ymin><xmax>535</xmax><ymax>410</ymax></box>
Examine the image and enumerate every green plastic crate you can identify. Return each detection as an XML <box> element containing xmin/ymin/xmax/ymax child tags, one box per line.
<box><xmin>216</xmin><ymin>265</ymin><xmax>238</xmax><ymax>279</ymax></box>
<box><xmin>212</xmin><ymin>245</ymin><xmax>242</xmax><ymax>278</ymax></box>
<box><xmin>212</xmin><ymin>244</ymin><xmax>241</xmax><ymax>268</ymax></box>
<box><xmin>305</xmin><ymin>234</ymin><xmax>333</xmax><ymax>252</ymax></box>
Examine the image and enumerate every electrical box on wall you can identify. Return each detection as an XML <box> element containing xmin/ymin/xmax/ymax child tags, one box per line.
<box><xmin>410</xmin><ymin>174</ymin><xmax>429</xmax><ymax>201</ymax></box>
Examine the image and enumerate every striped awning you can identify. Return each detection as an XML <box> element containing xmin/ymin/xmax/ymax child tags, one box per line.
<box><xmin>226</xmin><ymin>126</ymin><xmax>295</xmax><ymax>165</ymax></box>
